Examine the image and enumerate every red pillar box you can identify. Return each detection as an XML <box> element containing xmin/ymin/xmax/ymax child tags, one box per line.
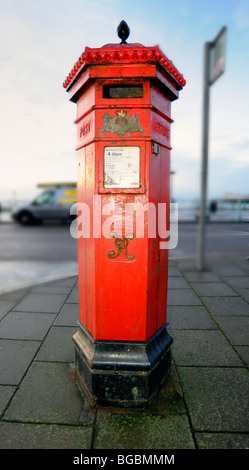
<box><xmin>64</xmin><ymin>22</ymin><xmax>185</xmax><ymax>406</ymax></box>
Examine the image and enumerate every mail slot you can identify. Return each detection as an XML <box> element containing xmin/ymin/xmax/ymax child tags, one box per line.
<box><xmin>103</xmin><ymin>85</ymin><xmax>143</xmax><ymax>99</ymax></box>
<box><xmin>64</xmin><ymin>21</ymin><xmax>186</xmax><ymax>406</ymax></box>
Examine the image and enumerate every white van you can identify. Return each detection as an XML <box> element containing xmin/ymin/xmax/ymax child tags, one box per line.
<box><xmin>12</xmin><ymin>183</ymin><xmax>77</xmax><ymax>225</ymax></box>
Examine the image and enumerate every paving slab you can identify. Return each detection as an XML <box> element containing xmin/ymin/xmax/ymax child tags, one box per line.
<box><xmin>0</xmin><ymin>289</ymin><xmax>29</xmax><ymax>301</ymax></box>
<box><xmin>0</xmin><ymin>301</ymin><xmax>17</xmax><ymax>320</ymax></box>
<box><xmin>167</xmin><ymin>289</ymin><xmax>202</xmax><ymax>306</ymax></box>
<box><xmin>12</xmin><ymin>293</ymin><xmax>68</xmax><ymax>313</ymax></box>
<box><xmin>54</xmin><ymin>302</ymin><xmax>79</xmax><ymax>326</ymax></box>
<box><xmin>167</xmin><ymin>306</ymin><xmax>218</xmax><ymax>329</ymax></box>
<box><xmin>195</xmin><ymin>432</ymin><xmax>249</xmax><ymax>449</ymax></box>
<box><xmin>0</xmin><ymin>386</ymin><xmax>16</xmax><ymax>414</ymax></box>
<box><xmin>0</xmin><ymin>339</ymin><xmax>40</xmax><ymax>384</ymax></box>
<box><xmin>214</xmin><ymin>316</ymin><xmax>249</xmax><ymax>346</ymax></box>
<box><xmin>171</xmin><ymin>330</ymin><xmax>243</xmax><ymax>366</ymax></box>
<box><xmin>175</xmin><ymin>260</ymin><xmax>199</xmax><ymax>272</ymax></box>
<box><xmin>0</xmin><ymin>311</ymin><xmax>56</xmax><ymax>340</ymax></box>
<box><xmin>222</xmin><ymin>276</ymin><xmax>249</xmax><ymax>289</ymax></box>
<box><xmin>168</xmin><ymin>267</ymin><xmax>183</xmax><ymax>277</ymax></box>
<box><xmin>168</xmin><ymin>259</ymin><xmax>177</xmax><ymax>266</ymax></box>
<box><xmin>147</xmin><ymin>362</ymin><xmax>186</xmax><ymax>415</ymax></box>
<box><xmin>0</xmin><ymin>422</ymin><xmax>92</xmax><ymax>449</ymax></box>
<box><xmin>201</xmin><ymin>296</ymin><xmax>249</xmax><ymax>316</ymax></box>
<box><xmin>66</xmin><ymin>287</ymin><xmax>79</xmax><ymax>303</ymax></box>
<box><xmin>235</xmin><ymin>288</ymin><xmax>249</xmax><ymax>302</ymax></box>
<box><xmin>209</xmin><ymin>265</ymin><xmax>247</xmax><ymax>276</ymax></box>
<box><xmin>235</xmin><ymin>346</ymin><xmax>249</xmax><ymax>366</ymax></box>
<box><xmin>167</xmin><ymin>277</ymin><xmax>191</xmax><ymax>289</ymax></box>
<box><xmin>183</xmin><ymin>271</ymin><xmax>221</xmax><ymax>283</ymax></box>
<box><xmin>177</xmin><ymin>367</ymin><xmax>249</xmax><ymax>432</ymax></box>
<box><xmin>47</xmin><ymin>276</ymin><xmax>78</xmax><ymax>287</ymax></box>
<box><xmin>93</xmin><ymin>409</ymin><xmax>195</xmax><ymax>449</ymax></box>
<box><xmin>191</xmin><ymin>282</ymin><xmax>238</xmax><ymax>297</ymax></box>
<box><xmin>30</xmin><ymin>285</ymin><xmax>73</xmax><ymax>295</ymax></box>
<box><xmin>4</xmin><ymin>362</ymin><xmax>84</xmax><ymax>424</ymax></box>
<box><xmin>35</xmin><ymin>326</ymin><xmax>77</xmax><ymax>362</ymax></box>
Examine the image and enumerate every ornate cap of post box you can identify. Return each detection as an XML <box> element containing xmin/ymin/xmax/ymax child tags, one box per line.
<box><xmin>63</xmin><ymin>22</ymin><xmax>186</xmax><ymax>90</ymax></box>
<box><xmin>117</xmin><ymin>20</ymin><xmax>130</xmax><ymax>44</ymax></box>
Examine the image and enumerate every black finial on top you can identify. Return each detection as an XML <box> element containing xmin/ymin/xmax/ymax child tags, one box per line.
<box><xmin>117</xmin><ymin>20</ymin><xmax>130</xmax><ymax>44</ymax></box>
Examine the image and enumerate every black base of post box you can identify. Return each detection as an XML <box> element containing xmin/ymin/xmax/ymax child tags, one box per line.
<box><xmin>72</xmin><ymin>322</ymin><xmax>173</xmax><ymax>407</ymax></box>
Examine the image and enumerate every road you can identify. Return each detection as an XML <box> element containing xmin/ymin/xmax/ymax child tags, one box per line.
<box><xmin>0</xmin><ymin>223</ymin><xmax>77</xmax><ymax>261</ymax></box>
<box><xmin>172</xmin><ymin>222</ymin><xmax>249</xmax><ymax>258</ymax></box>
<box><xmin>0</xmin><ymin>222</ymin><xmax>248</xmax><ymax>262</ymax></box>
<box><xmin>0</xmin><ymin>221</ymin><xmax>248</xmax><ymax>292</ymax></box>
<box><xmin>0</xmin><ymin>223</ymin><xmax>78</xmax><ymax>292</ymax></box>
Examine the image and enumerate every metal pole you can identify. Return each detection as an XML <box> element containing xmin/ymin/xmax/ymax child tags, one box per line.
<box><xmin>197</xmin><ymin>42</ymin><xmax>211</xmax><ymax>271</ymax></box>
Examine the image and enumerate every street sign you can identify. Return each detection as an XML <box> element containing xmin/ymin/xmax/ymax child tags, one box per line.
<box><xmin>209</xmin><ymin>26</ymin><xmax>227</xmax><ymax>85</ymax></box>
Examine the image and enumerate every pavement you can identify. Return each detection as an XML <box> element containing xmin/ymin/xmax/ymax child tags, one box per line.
<box><xmin>0</xmin><ymin>253</ymin><xmax>249</xmax><ymax>450</ymax></box>
<box><xmin>0</xmin><ymin>261</ymin><xmax>78</xmax><ymax>294</ymax></box>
